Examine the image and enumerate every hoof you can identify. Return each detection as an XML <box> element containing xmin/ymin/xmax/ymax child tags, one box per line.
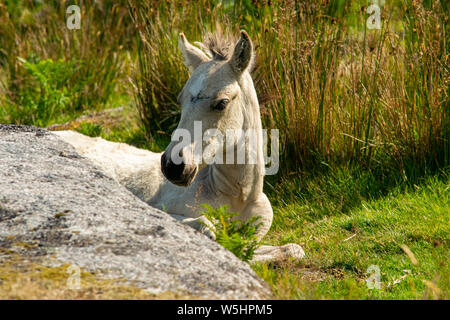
<box><xmin>251</xmin><ymin>243</ymin><xmax>305</xmax><ymax>263</ymax></box>
<box><xmin>200</xmin><ymin>227</ymin><xmax>216</xmax><ymax>241</ymax></box>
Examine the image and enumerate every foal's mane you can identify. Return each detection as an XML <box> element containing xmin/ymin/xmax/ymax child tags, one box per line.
<box><xmin>200</xmin><ymin>31</ymin><xmax>275</xmax><ymax>106</ymax></box>
<box><xmin>203</xmin><ymin>32</ymin><xmax>236</xmax><ymax>61</ymax></box>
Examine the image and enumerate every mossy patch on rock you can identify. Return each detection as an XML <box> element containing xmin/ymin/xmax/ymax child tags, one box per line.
<box><xmin>0</xmin><ymin>253</ymin><xmax>196</xmax><ymax>299</ymax></box>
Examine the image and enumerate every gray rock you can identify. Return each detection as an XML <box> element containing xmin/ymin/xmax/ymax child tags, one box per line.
<box><xmin>0</xmin><ymin>125</ymin><xmax>271</xmax><ymax>299</ymax></box>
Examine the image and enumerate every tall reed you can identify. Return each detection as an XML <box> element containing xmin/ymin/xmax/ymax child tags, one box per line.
<box><xmin>130</xmin><ymin>0</ymin><xmax>448</xmax><ymax>179</ymax></box>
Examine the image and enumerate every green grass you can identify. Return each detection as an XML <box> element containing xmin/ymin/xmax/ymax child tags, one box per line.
<box><xmin>254</xmin><ymin>168</ymin><xmax>449</xmax><ymax>299</ymax></box>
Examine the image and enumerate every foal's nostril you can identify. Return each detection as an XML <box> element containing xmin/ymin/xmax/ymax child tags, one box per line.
<box><xmin>161</xmin><ymin>152</ymin><xmax>186</xmax><ymax>182</ymax></box>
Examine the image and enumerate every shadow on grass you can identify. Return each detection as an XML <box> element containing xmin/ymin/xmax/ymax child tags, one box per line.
<box><xmin>264</xmin><ymin>156</ymin><xmax>449</xmax><ymax>222</ymax></box>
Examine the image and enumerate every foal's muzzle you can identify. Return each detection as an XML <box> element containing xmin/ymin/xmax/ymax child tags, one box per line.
<box><xmin>161</xmin><ymin>152</ymin><xmax>198</xmax><ymax>187</ymax></box>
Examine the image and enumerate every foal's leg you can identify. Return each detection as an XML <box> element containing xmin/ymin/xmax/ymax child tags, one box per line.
<box><xmin>241</xmin><ymin>193</ymin><xmax>274</xmax><ymax>240</ymax></box>
<box><xmin>242</xmin><ymin>193</ymin><xmax>305</xmax><ymax>262</ymax></box>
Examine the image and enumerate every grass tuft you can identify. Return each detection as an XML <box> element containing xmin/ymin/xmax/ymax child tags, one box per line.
<box><xmin>202</xmin><ymin>204</ymin><xmax>261</xmax><ymax>263</ymax></box>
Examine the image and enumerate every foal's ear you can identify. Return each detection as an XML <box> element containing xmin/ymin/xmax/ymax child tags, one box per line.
<box><xmin>229</xmin><ymin>30</ymin><xmax>254</xmax><ymax>76</ymax></box>
<box><xmin>178</xmin><ymin>33</ymin><xmax>210</xmax><ymax>73</ymax></box>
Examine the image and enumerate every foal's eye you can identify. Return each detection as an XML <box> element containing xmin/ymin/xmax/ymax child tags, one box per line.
<box><xmin>213</xmin><ymin>99</ymin><xmax>230</xmax><ymax>111</ymax></box>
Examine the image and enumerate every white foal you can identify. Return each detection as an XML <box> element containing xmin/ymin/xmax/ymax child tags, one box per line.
<box><xmin>54</xmin><ymin>31</ymin><xmax>304</xmax><ymax>262</ymax></box>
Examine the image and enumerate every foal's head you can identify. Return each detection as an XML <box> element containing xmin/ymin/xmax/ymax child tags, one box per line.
<box><xmin>161</xmin><ymin>31</ymin><xmax>260</xmax><ymax>186</ymax></box>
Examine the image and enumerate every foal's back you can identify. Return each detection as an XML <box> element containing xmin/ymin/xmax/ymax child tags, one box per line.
<box><xmin>54</xmin><ymin>130</ymin><xmax>164</xmax><ymax>202</ymax></box>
